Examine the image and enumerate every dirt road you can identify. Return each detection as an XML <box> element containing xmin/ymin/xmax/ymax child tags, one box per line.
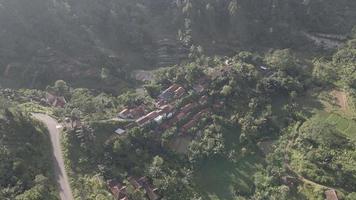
<box><xmin>32</xmin><ymin>113</ymin><xmax>74</xmax><ymax>200</ymax></box>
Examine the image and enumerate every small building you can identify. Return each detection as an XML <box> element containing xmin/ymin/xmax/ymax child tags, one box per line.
<box><xmin>115</xmin><ymin>128</ymin><xmax>126</xmax><ymax>135</ymax></box>
<box><xmin>154</xmin><ymin>115</ymin><xmax>164</xmax><ymax>124</ymax></box>
<box><xmin>325</xmin><ymin>189</ymin><xmax>339</xmax><ymax>200</ymax></box>
<box><xmin>108</xmin><ymin>177</ymin><xmax>159</xmax><ymax>200</ymax></box>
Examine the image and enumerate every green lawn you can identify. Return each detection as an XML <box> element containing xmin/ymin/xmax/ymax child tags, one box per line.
<box><xmin>194</xmin><ymin>155</ymin><xmax>264</xmax><ymax>200</ymax></box>
<box><xmin>317</xmin><ymin>112</ymin><xmax>356</xmax><ymax>140</ymax></box>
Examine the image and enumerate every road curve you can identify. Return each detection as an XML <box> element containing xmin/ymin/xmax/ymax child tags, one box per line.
<box><xmin>32</xmin><ymin>113</ymin><xmax>74</xmax><ymax>200</ymax></box>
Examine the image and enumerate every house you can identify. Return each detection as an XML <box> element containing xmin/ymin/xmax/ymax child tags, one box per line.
<box><xmin>118</xmin><ymin>109</ymin><xmax>130</xmax><ymax>119</ymax></box>
<box><xmin>174</xmin><ymin>87</ymin><xmax>186</xmax><ymax>99</ymax></box>
<box><xmin>181</xmin><ymin>102</ymin><xmax>197</xmax><ymax>113</ymax></box>
<box><xmin>157</xmin><ymin>104</ymin><xmax>175</xmax><ymax>120</ymax></box>
<box><xmin>107</xmin><ymin>180</ymin><xmax>127</xmax><ymax>200</ymax></box>
<box><xmin>128</xmin><ymin>177</ymin><xmax>142</xmax><ymax>189</ymax></box>
<box><xmin>159</xmin><ymin>104</ymin><xmax>174</xmax><ymax>113</ymax></box>
<box><xmin>325</xmin><ymin>189</ymin><xmax>339</xmax><ymax>200</ymax></box>
<box><xmin>181</xmin><ymin>109</ymin><xmax>209</xmax><ymax>133</ymax></box>
<box><xmin>176</xmin><ymin>112</ymin><xmax>186</xmax><ymax>121</ymax></box>
<box><xmin>130</xmin><ymin>106</ymin><xmax>146</xmax><ymax>119</ymax></box>
<box><xmin>46</xmin><ymin>93</ymin><xmax>67</xmax><ymax>108</ymax></box>
<box><xmin>158</xmin><ymin>84</ymin><xmax>180</xmax><ymax>100</ymax></box>
<box><xmin>118</xmin><ymin>105</ymin><xmax>146</xmax><ymax>120</ymax></box>
<box><xmin>136</xmin><ymin>111</ymin><xmax>160</xmax><ymax>126</ymax></box>
<box><xmin>181</xmin><ymin>119</ymin><xmax>197</xmax><ymax>133</ymax></box>
<box><xmin>155</xmin><ymin>100</ymin><xmax>167</xmax><ymax>108</ymax></box>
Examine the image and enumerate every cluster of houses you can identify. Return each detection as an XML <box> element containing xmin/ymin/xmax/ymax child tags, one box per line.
<box><xmin>115</xmin><ymin>80</ymin><xmax>211</xmax><ymax>136</ymax></box>
<box><xmin>107</xmin><ymin>177</ymin><xmax>159</xmax><ymax>200</ymax></box>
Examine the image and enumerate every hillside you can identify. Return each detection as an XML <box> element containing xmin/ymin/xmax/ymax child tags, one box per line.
<box><xmin>1</xmin><ymin>0</ymin><xmax>355</xmax><ymax>91</ymax></box>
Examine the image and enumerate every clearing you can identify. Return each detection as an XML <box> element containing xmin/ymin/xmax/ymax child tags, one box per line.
<box><xmin>330</xmin><ymin>90</ymin><xmax>349</xmax><ymax>112</ymax></box>
<box><xmin>194</xmin><ymin>155</ymin><xmax>264</xmax><ymax>200</ymax></box>
<box><xmin>318</xmin><ymin>112</ymin><xmax>356</xmax><ymax>140</ymax></box>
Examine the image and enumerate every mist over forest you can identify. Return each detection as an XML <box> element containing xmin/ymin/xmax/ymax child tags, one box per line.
<box><xmin>1</xmin><ymin>0</ymin><xmax>355</xmax><ymax>89</ymax></box>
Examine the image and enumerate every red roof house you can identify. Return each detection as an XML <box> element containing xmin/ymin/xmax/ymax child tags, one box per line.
<box><xmin>174</xmin><ymin>87</ymin><xmax>186</xmax><ymax>99</ymax></box>
<box><xmin>136</xmin><ymin>111</ymin><xmax>160</xmax><ymax>126</ymax></box>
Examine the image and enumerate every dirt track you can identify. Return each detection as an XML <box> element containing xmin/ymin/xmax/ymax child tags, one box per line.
<box><xmin>32</xmin><ymin>113</ymin><xmax>74</xmax><ymax>200</ymax></box>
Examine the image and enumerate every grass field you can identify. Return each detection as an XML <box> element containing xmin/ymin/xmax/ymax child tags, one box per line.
<box><xmin>316</xmin><ymin>112</ymin><xmax>356</xmax><ymax>140</ymax></box>
<box><xmin>194</xmin><ymin>155</ymin><xmax>264</xmax><ymax>200</ymax></box>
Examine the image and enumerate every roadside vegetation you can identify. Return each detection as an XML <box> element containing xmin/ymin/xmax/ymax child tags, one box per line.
<box><xmin>0</xmin><ymin>99</ymin><xmax>58</xmax><ymax>199</ymax></box>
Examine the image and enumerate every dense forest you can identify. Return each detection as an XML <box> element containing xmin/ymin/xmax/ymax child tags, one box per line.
<box><xmin>0</xmin><ymin>0</ymin><xmax>355</xmax><ymax>200</ymax></box>
<box><xmin>0</xmin><ymin>0</ymin><xmax>355</xmax><ymax>90</ymax></box>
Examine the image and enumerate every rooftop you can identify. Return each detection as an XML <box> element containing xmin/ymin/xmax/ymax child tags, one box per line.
<box><xmin>325</xmin><ymin>189</ymin><xmax>339</xmax><ymax>200</ymax></box>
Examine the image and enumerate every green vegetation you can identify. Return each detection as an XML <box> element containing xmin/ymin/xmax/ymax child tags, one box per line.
<box><xmin>195</xmin><ymin>155</ymin><xmax>263</xmax><ymax>199</ymax></box>
<box><xmin>0</xmin><ymin>104</ymin><xmax>58</xmax><ymax>199</ymax></box>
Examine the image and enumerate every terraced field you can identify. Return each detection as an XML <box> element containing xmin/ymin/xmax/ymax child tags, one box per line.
<box><xmin>318</xmin><ymin>112</ymin><xmax>356</xmax><ymax>140</ymax></box>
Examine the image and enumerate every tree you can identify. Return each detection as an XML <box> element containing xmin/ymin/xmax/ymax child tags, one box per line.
<box><xmin>228</xmin><ymin>0</ymin><xmax>238</xmax><ymax>16</ymax></box>
<box><xmin>221</xmin><ymin>85</ymin><xmax>233</xmax><ymax>97</ymax></box>
<box><xmin>346</xmin><ymin>192</ymin><xmax>356</xmax><ymax>200</ymax></box>
<box><xmin>149</xmin><ymin>156</ymin><xmax>164</xmax><ymax>178</ymax></box>
<box><xmin>54</xmin><ymin>80</ymin><xmax>69</xmax><ymax>96</ymax></box>
<box><xmin>265</xmin><ymin>49</ymin><xmax>300</xmax><ymax>76</ymax></box>
<box><xmin>100</xmin><ymin>67</ymin><xmax>110</xmax><ymax>82</ymax></box>
<box><xmin>15</xmin><ymin>175</ymin><xmax>56</xmax><ymax>200</ymax></box>
<box><xmin>312</xmin><ymin>59</ymin><xmax>336</xmax><ymax>84</ymax></box>
<box><xmin>144</xmin><ymin>83</ymin><xmax>162</xmax><ymax>98</ymax></box>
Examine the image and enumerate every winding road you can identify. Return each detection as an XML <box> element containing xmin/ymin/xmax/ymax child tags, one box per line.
<box><xmin>32</xmin><ymin>113</ymin><xmax>74</xmax><ymax>200</ymax></box>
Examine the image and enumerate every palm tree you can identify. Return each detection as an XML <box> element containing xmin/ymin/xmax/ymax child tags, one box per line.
<box><xmin>70</xmin><ymin>108</ymin><xmax>81</xmax><ymax>128</ymax></box>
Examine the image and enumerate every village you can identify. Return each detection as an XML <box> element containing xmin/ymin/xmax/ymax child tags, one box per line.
<box><xmin>114</xmin><ymin>77</ymin><xmax>219</xmax><ymax>137</ymax></box>
<box><xmin>104</xmin><ymin>76</ymin><xmax>221</xmax><ymax>200</ymax></box>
